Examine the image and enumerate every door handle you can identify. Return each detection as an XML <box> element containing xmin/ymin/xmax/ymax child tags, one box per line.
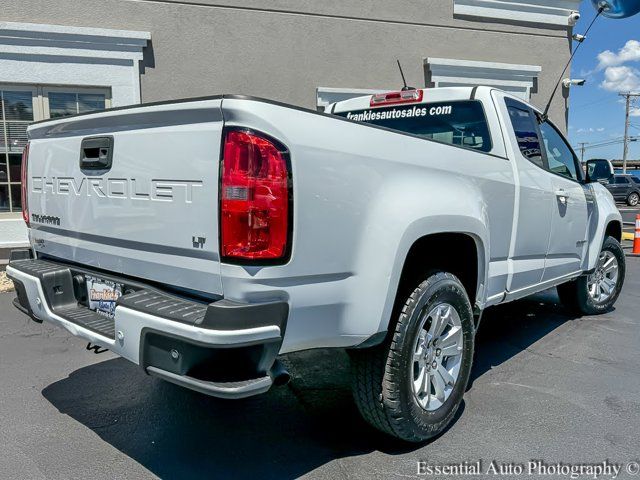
<box><xmin>79</xmin><ymin>136</ymin><xmax>113</xmax><ymax>171</ymax></box>
<box><xmin>555</xmin><ymin>189</ymin><xmax>569</xmax><ymax>204</ymax></box>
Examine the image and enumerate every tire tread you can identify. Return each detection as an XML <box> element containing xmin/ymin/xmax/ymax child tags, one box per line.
<box><xmin>351</xmin><ymin>272</ymin><xmax>470</xmax><ymax>442</ymax></box>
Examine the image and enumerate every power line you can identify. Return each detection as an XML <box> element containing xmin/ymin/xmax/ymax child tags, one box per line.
<box><xmin>571</xmin><ymin>94</ymin><xmax>618</xmax><ymax>110</ymax></box>
<box><xmin>574</xmin><ymin>137</ymin><xmax>638</xmax><ymax>151</ymax></box>
<box><xmin>573</xmin><ymin>135</ymin><xmax>625</xmax><ymax>147</ymax></box>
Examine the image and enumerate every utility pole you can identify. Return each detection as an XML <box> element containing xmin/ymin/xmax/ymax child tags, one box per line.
<box><xmin>620</xmin><ymin>92</ymin><xmax>640</xmax><ymax>174</ymax></box>
<box><xmin>577</xmin><ymin>142</ymin><xmax>588</xmax><ymax>162</ymax></box>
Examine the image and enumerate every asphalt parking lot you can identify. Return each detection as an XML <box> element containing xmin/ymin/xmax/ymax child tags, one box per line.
<box><xmin>618</xmin><ymin>203</ymin><xmax>640</xmax><ymax>224</ymax></box>
<box><xmin>1</xmin><ymin>260</ymin><xmax>639</xmax><ymax>479</ymax></box>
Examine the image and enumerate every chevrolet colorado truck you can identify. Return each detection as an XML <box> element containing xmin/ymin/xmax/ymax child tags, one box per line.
<box><xmin>7</xmin><ymin>86</ymin><xmax>625</xmax><ymax>442</ymax></box>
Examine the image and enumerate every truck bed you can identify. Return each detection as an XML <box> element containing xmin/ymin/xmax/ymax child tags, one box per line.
<box><xmin>26</xmin><ymin>97</ymin><xmax>225</xmax><ymax>296</ymax></box>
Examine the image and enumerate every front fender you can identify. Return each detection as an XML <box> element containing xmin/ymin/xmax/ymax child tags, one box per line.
<box><xmin>585</xmin><ymin>183</ymin><xmax>623</xmax><ymax>271</ymax></box>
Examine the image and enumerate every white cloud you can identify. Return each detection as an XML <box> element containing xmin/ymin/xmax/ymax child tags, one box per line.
<box><xmin>631</xmin><ymin>107</ymin><xmax>640</xmax><ymax>117</ymax></box>
<box><xmin>601</xmin><ymin>66</ymin><xmax>640</xmax><ymax>92</ymax></box>
<box><xmin>597</xmin><ymin>40</ymin><xmax>640</xmax><ymax>69</ymax></box>
<box><xmin>576</xmin><ymin>127</ymin><xmax>603</xmax><ymax>134</ymax></box>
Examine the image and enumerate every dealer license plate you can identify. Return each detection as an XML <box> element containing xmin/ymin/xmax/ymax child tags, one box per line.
<box><xmin>86</xmin><ymin>275</ymin><xmax>123</xmax><ymax>318</ymax></box>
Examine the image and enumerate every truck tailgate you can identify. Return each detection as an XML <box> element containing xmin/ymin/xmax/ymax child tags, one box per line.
<box><xmin>25</xmin><ymin>99</ymin><xmax>224</xmax><ymax>296</ymax></box>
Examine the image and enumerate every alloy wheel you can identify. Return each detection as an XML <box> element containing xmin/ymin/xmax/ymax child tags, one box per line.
<box><xmin>587</xmin><ymin>250</ymin><xmax>619</xmax><ymax>304</ymax></box>
<box><xmin>411</xmin><ymin>303</ymin><xmax>463</xmax><ymax>411</ymax></box>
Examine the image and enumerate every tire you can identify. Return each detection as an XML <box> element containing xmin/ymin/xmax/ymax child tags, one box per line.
<box><xmin>627</xmin><ymin>192</ymin><xmax>640</xmax><ymax>207</ymax></box>
<box><xmin>557</xmin><ymin>236</ymin><xmax>625</xmax><ymax>315</ymax></box>
<box><xmin>350</xmin><ymin>272</ymin><xmax>475</xmax><ymax>442</ymax></box>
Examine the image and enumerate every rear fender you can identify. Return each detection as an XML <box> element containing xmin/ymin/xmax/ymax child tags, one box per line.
<box><xmin>347</xmin><ymin>175</ymin><xmax>490</xmax><ymax>336</ymax></box>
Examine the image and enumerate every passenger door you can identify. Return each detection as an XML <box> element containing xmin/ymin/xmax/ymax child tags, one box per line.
<box><xmin>536</xmin><ymin>118</ymin><xmax>589</xmax><ymax>282</ymax></box>
<box><xmin>501</xmin><ymin>97</ymin><xmax>555</xmax><ymax>293</ymax></box>
<box><xmin>614</xmin><ymin>176</ymin><xmax>630</xmax><ymax>200</ymax></box>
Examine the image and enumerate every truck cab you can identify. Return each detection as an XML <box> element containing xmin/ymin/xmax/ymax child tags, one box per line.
<box><xmin>331</xmin><ymin>86</ymin><xmax>620</xmax><ymax>305</ymax></box>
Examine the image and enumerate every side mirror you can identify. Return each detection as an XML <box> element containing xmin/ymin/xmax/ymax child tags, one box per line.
<box><xmin>462</xmin><ymin>136</ymin><xmax>482</xmax><ymax>148</ymax></box>
<box><xmin>591</xmin><ymin>0</ymin><xmax>640</xmax><ymax>19</ymax></box>
<box><xmin>585</xmin><ymin>159</ymin><xmax>614</xmax><ymax>184</ymax></box>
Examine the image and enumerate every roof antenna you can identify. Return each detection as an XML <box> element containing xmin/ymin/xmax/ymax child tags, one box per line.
<box><xmin>541</xmin><ymin>6</ymin><xmax>604</xmax><ymax>120</ymax></box>
<box><xmin>397</xmin><ymin>60</ymin><xmax>415</xmax><ymax>91</ymax></box>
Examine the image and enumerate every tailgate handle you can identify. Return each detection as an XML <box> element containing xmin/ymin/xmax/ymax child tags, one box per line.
<box><xmin>79</xmin><ymin>136</ymin><xmax>113</xmax><ymax>170</ymax></box>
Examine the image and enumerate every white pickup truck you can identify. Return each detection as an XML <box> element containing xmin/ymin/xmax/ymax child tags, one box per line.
<box><xmin>8</xmin><ymin>86</ymin><xmax>625</xmax><ymax>442</ymax></box>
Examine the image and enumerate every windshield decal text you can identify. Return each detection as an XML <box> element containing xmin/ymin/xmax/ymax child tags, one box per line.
<box><xmin>345</xmin><ymin>104</ymin><xmax>453</xmax><ymax>122</ymax></box>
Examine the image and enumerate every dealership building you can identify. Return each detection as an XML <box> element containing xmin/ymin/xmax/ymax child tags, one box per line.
<box><xmin>0</xmin><ymin>0</ymin><xmax>581</xmax><ymax>254</ymax></box>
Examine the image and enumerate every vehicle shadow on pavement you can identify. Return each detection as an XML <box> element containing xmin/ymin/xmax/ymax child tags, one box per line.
<box><xmin>469</xmin><ymin>288</ymin><xmax>581</xmax><ymax>389</ymax></box>
<box><xmin>41</xmin><ymin>289</ymin><xmax>577</xmax><ymax>480</ymax></box>
<box><xmin>41</xmin><ymin>349</ymin><xmax>417</xmax><ymax>479</ymax></box>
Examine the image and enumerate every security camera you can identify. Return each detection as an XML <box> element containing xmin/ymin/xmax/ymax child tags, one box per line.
<box><xmin>572</xmin><ymin>33</ymin><xmax>586</xmax><ymax>42</ymax></box>
<box><xmin>568</xmin><ymin>11</ymin><xmax>581</xmax><ymax>26</ymax></box>
<box><xmin>562</xmin><ymin>78</ymin><xmax>586</xmax><ymax>88</ymax></box>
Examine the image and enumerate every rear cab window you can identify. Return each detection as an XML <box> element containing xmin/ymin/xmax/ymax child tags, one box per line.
<box><xmin>334</xmin><ymin>100</ymin><xmax>493</xmax><ymax>153</ymax></box>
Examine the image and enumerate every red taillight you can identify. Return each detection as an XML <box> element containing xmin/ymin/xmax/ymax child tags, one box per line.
<box><xmin>220</xmin><ymin>130</ymin><xmax>290</xmax><ymax>261</ymax></box>
<box><xmin>21</xmin><ymin>142</ymin><xmax>29</xmax><ymax>226</ymax></box>
<box><xmin>370</xmin><ymin>89</ymin><xmax>423</xmax><ymax>107</ymax></box>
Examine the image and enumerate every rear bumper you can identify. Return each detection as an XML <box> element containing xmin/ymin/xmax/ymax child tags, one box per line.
<box><xmin>7</xmin><ymin>253</ymin><xmax>289</xmax><ymax>399</ymax></box>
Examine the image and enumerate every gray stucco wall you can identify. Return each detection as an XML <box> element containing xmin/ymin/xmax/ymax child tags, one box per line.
<box><xmin>2</xmin><ymin>0</ymin><xmax>572</xmax><ymax>126</ymax></box>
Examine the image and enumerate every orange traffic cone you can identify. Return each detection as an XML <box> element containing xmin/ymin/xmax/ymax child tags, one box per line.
<box><xmin>634</xmin><ymin>214</ymin><xmax>640</xmax><ymax>255</ymax></box>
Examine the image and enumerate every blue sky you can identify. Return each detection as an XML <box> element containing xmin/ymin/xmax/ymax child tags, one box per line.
<box><xmin>568</xmin><ymin>0</ymin><xmax>640</xmax><ymax>160</ymax></box>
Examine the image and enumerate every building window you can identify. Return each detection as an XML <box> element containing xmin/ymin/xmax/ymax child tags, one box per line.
<box><xmin>43</xmin><ymin>87</ymin><xmax>110</xmax><ymax>119</ymax></box>
<box><xmin>425</xmin><ymin>58</ymin><xmax>541</xmax><ymax>101</ymax></box>
<box><xmin>0</xmin><ymin>84</ymin><xmax>111</xmax><ymax>213</ymax></box>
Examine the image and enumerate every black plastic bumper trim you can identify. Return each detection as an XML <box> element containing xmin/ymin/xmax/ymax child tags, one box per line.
<box><xmin>146</xmin><ymin>366</ymin><xmax>273</xmax><ymax>399</ymax></box>
<box><xmin>12</xmin><ymin>297</ymin><xmax>32</xmax><ymax>317</ymax></box>
<box><xmin>8</xmin><ymin>256</ymin><xmax>288</xmax><ymax>336</ymax></box>
<box><xmin>9</xmin><ymin>248</ymin><xmax>33</xmax><ymax>262</ymax></box>
<box><xmin>10</xmin><ymin>276</ymin><xmax>38</xmax><ymax>319</ymax></box>
<box><xmin>199</xmin><ymin>298</ymin><xmax>289</xmax><ymax>332</ymax></box>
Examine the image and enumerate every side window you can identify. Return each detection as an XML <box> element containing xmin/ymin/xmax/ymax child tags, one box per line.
<box><xmin>506</xmin><ymin>102</ymin><xmax>544</xmax><ymax>167</ymax></box>
<box><xmin>616</xmin><ymin>176</ymin><xmax>630</xmax><ymax>184</ymax></box>
<box><xmin>538</xmin><ymin>121</ymin><xmax>579</xmax><ymax>181</ymax></box>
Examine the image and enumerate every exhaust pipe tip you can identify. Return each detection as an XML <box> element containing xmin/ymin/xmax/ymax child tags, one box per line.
<box><xmin>269</xmin><ymin>359</ymin><xmax>290</xmax><ymax>387</ymax></box>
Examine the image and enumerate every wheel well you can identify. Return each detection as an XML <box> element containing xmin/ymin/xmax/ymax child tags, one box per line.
<box><xmin>605</xmin><ymin>221</ymin><xmax>622</xmax><ymax>243</ymax></box>
<box><xmin>393</xmin><ymin>233</ymin><xmax>479</xmax><ymax>318</ymax></box>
